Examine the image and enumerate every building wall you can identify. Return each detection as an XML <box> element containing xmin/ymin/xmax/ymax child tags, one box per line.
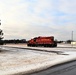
<box><xmin>71</xmin><ymin>42</ymin><xmax>76</xmax><ymax>45</ymax></box>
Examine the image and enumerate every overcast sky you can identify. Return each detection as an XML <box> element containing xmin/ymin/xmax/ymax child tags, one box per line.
<box><xmin>0</xmin><ymin>0</ymin><xmax>76</xmax><ymax>41</ymax></box>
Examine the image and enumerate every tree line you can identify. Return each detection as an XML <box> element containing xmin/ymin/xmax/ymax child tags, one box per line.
<box><xmin>3</xmin><ymin>39</ymin><xmax>27</xmax><ymax>44</ymax></box>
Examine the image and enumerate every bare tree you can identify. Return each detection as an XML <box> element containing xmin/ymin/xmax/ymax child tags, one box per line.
<box><xmin>0</xmin><ymin>20</ymin><xmax>4</xmax><ymax>45</ymax></box>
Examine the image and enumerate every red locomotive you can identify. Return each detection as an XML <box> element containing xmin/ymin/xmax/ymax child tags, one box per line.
<box><xmin>27</xmin><ymin>36</ymin><xmax>57</xmax><ymax>47</ymax></box>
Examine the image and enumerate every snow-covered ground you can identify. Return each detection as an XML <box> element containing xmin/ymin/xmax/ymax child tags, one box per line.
<box><xmin>0</xmin><ymin>44</ymin><xmax>76</xmax><ymax>75</ymax></box>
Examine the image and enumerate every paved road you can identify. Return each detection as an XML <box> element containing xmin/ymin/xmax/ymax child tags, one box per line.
<box><xmin>30</xmin><ymin>60</ymin><xmax>76</xmax><ymax>75</ymax></box>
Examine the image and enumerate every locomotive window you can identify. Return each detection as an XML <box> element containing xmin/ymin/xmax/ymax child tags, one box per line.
<box><xmin>34</xmin><ymin>38</ymin><xmax>36</xmax><ymax>41</ymax></box>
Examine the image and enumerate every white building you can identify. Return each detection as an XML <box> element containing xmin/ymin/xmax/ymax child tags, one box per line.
<box><xmin>71</xmin><ymin>42</ymin><xmax>76</xmax><ymax>45</ymax></box>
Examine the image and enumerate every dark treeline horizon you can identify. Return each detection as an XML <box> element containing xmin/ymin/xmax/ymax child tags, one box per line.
<box><xmin>3</xmin><ymin>39</ymin><xmax>27</xmax><ymax>44</ymax></box>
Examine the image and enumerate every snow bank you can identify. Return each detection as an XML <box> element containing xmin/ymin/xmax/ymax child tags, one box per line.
<box><xmin>0</xmin><ymin>45</ymin><xmax>76</xmax><ymax>75</ymax></box>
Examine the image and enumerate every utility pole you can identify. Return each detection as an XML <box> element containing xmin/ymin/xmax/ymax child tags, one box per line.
<box><xmin>71</xmin><ymin>31</ymin><xmax>73</xmax><ymax>47</ymax></box>
<box><xmin>0</xmin><ymin>20</ymin><xmax>1</xmax><ymax>25</ymax></box>
<box><xmin>72</xmin><ymin>31</ymin><xmax>73</xmax><ymax>42</ymax></box>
